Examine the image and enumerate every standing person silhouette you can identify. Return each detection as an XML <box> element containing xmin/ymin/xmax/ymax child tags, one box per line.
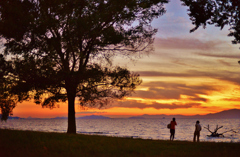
<box><xmin>193</xmin><ymin>120</ymin><xmax>202</xmax><ymax>142</ymax></box>
<box><xmin>170</xmin><ymin>118</ymin><xmax>177</xmax><ymax>141</ymax></box>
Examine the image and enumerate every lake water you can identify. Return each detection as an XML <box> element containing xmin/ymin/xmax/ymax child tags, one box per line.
<box><xmin>1</xmin><ymin>118</ymin><xmax>240</xmax><ymax>143</ymax></box>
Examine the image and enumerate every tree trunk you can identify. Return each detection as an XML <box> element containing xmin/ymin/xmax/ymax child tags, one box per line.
<box><xmin>67</xmin><ymin>93</ymin><xmax>76</xmax><ymax>134</ymax></box>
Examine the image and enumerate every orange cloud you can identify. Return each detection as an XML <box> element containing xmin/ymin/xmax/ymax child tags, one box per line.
<box><xmin>108</xmin><ymin>100</ymin><xmax>202</xmax><ymax>110</ymax></box>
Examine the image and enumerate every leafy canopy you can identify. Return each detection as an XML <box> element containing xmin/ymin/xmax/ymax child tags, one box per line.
<box><xmin>181</xmin><ymin>0</ymin><xmax>240</xmax><ymax>45</ymax></box>
<box><xmin>0</xmin><ymin>0</ymin><xmax>169</xmax><ymax>123</ymax></box>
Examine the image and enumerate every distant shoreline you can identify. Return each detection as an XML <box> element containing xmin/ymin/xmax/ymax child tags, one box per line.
<box><xmin>2</xmin><ymin>108</ymin><xmax>240</xmax><ymax>119</ymax></box>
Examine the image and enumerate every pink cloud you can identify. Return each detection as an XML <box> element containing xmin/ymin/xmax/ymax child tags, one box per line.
<box><xmin>154</xmin><ymin>37</ymin><xmax>225</xmax><ymax>50</ymax></box>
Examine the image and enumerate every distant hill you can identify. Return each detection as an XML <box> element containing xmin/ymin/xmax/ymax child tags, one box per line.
<box><xmin>52</xmin><ymin>117</ymin><xmax>68</xmax><ymax>119</ymax></box>
<box><xmin>128</xmin><ymin>116</ymin><xmax>145</xmax><ymax>119</ymax></box>
<box><xmin>0</xmin><ymin>114</ymin><xmax>24</xmax><ymax>120</ymax></box>
<box><xmin>76</xmin><ymin>115</ymin><xmax>111</xmax><ymax>119</ymax></box>
<box><xmin>2</xmin><ymin>109</ymin><xmax>240</xmax><ymax>120</ymax></box>
<box><xmin>51</xmin><ymin>115</ymin><xmax>111</xmax><ymax>119</ymax></box>
<box><xmin>195</xmin><ymin>109</ymin><xmax>240</xmax><ymax>119</ymax></box>
<box><xmin>128</xmin><ymin>109</ymin><xmax>240</xmax><ymax>119</ymax></box>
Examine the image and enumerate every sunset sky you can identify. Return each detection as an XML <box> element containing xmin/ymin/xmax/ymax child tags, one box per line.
<box><xmin>12</xmin><ymin>0</ymin><xmax>240</xmax><ymax>118</ymax></box>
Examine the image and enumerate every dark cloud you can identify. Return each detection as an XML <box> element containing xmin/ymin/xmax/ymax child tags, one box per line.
<box><xmin>76</xmin><ymin>111</ymin><xmax>107</xmax><ymax>115</ymax></box>
<box><xmin>189</xmin><ymin>97</ymin><xmax>208</xmax><ymax>102</ymax></box>
<box><xmin>171</xmin><ymin>59</ymin><xmax>199</xmax><ymax>68</ymax></box>
<box><xmin>132</xmin><ymin>82</ymin><xmax>213</xmax><ymax>102</ymax></box>
<box><xmin>196</xmin><ymin>52</ymin><xmax>240</xmax><ymax>59</ymax></box>
<box><xmin>186</xmin><ymin>70</ymin><xmax>240</xmax><ymax>86</ymax></box>
<box><xmin>137</xmin><ymin>71</ymin><xmax>194</xmax><ymax>77</ymax></box>
<box><xmin>154</xmin><ymin>37</ymin><xmax>224</xmax><ymax>50</ymax></box>
<box><xmin>221</xmin><ymin>97</ymin><xmax>240</xmax><ymax>102</ymax></box>
<box><xmin>109</xmin><ymin>100</ymin><xmax>202</xmax><ymax>110</ymax></box>
<box><xmin>134</xmin><ymin>88</ymin><xmax>181</xmax><ymax>99</ymax></box>
<box><xmin>137</xmin><ymin>70</ymin><xmax>221</xmax><ymax>78</ymax></box>
<box><xmin>217</xmin><ymin>59</ymin><xmax>232</xmax><ymax>66</ymax></box>
<box><xmin>137</xmin><ymin>70</ymin><xmax>240</xmax><ymax>86</ymax></box>
<box><xmin>202</xmin><ymin>71</ymin><xmax>240</xmax><ymax>86</ymax></box>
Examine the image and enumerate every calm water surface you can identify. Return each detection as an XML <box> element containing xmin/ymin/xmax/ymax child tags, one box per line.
<box><xmin>1</xmin><ymin>118</ymin><xmax>240</xmax><ymax>143</ymax></box>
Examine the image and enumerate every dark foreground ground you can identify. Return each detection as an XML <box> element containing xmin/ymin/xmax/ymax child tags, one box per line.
<box><xmin>0</xmin><ymin>129</ymin><xmax>239</xmax><ymax>157</ymax></box>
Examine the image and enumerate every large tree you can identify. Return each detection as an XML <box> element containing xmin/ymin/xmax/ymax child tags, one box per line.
<box><xmin>0</xmin><ymin>0</ymin><xmax>169</xmax><ymax>133</ymax></box>
<box><xmin>181</xmin><ymin>0</ymin><xmax>240</xmax><ymax>45</ymax></box>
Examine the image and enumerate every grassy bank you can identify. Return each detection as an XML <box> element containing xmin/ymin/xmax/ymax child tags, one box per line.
<box><xmin>0</xmin><ymin>129</ymin><xmax>239</xmax><ymax>157</ymax></box>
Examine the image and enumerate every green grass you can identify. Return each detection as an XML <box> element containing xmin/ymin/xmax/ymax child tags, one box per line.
<box><xmin>0</xmin><ymin>129</ymin><xmax>239</xmax><ymax>157</ymax></box>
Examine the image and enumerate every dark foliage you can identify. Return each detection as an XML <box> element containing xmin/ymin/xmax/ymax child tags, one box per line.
<box><xmin>0</xmin><ymin>0</ymin><xmax>168</xmax><ymax>133</ymax></box>
<box><xmin>181</xmin><ymin>0</ymin><xmax>240</xmax><ymax>45</ymax></box>
<box><xmin>0</xmin><ymin>55</ymin><xmax>17</xmax><ymax>120</ymax></box>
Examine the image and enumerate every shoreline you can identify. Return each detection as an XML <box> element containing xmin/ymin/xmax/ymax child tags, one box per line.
<box><xmin>1</xmin><ymin>127</ymin><xmax>239</xmax><ymax>143</ymax></box>
<box><xmin>1</xmin><ymin>129</ymin><xmax>240</xmax><ymax>157</ymax></box>
<box><xmin>1</xmin><ymin>118</ymin><xmax>240</xmax><ymax>143</ymax></box>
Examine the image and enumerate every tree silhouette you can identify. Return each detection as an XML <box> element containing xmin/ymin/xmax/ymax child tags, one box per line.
<box><xmin>181</xmin><ymin>0</ymin><xmax>240</xmax><ymax>45</ymax></box>
<box><xmin>0</xmin><ymin>55</ymin><xmax>17</xmax><ymax>121</ymax></box>
<box><xmin>0</xmin><ymin>0</ymin><xmax>168</xmax><ymax>133</ymax></box>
